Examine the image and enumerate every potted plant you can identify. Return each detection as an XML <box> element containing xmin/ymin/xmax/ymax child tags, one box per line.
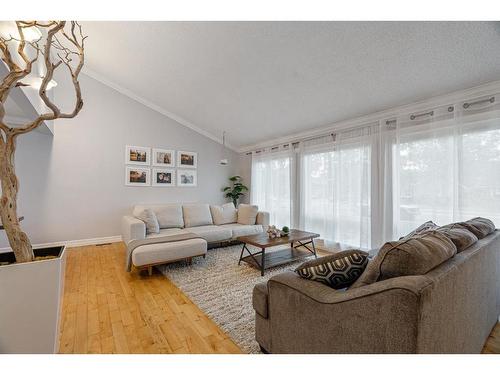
<box><xmin>0</xmin><ymin>21</ymin><xmax>86</xmax><ymax>353</ymax></box>
<box><xmin>223</xmin><ymin>175</ymin><xmax>249</xmax><ymax>207</ymax></box>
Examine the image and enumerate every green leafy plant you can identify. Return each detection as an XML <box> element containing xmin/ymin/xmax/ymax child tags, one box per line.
<box><xmin>223</xmin><ymin>176</ymin><xmax>249</xmax><ymax>207</ymax></box>
<box><xmin>282</xmin><ymin>226</ymin><xmax>290</xmax><ymax>234</ymax></box>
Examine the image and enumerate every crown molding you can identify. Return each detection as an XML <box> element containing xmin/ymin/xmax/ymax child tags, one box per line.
<box><xmin>238</xmin><ymin>79</ymin><xmax>500</xmax><ymax>153</ymax></box>
<box><xmin>82</xmin><ymin>67</ymin><xmax>238</xmax><ymax>152</ymax></box>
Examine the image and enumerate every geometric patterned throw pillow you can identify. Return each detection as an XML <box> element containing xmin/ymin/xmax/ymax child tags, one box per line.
<box><xmin>295</xmin><ymin>250</ymin><xmax>369</xmax><ymax>289</ymax></box>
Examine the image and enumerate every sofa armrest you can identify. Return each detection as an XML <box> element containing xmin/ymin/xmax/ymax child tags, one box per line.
<box><xmin>121</xmin><ymin>215</ymin><xmax>146</xmax><ymax>245</ymax></box>
<box><xmin>256</xmin><ymin>211</ymin><xmax>270</xmax><ymax>228</ymax></box>
<box><xmin>253</xmin><ymin>281</ymin><xmax>269</xmax><ymax>318</ymax></box>
<box><xmin>268</xmin><ymin>271</ymin><xmax>432</xmax><ymax>305</ymax></box>
<box><xmin>263</xmin><ymin>271</ymin><xmax>433</xmax><ymax>353</ymax></box>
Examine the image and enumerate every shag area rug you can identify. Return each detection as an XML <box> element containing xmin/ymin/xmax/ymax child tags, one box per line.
<box><xmin>158</xmin><ymin>244</ymin><xmax>314</xmax><ymax>353</ymax></box>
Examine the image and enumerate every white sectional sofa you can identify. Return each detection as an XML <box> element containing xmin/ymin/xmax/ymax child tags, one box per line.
<box><xmin>122</xmin><ymin>202</ymin><xmax>269</xmax><ymax>273</ymax></box>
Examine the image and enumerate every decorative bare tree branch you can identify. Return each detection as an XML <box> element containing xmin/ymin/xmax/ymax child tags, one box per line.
<box><xmin>0</xmin><ymin>21</ymin><xmax>86</xmax><ymax>262</ymax></box>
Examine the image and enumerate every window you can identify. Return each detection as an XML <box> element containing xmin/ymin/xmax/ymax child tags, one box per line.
<box><xmin>300</xmin><ymin>130</ymin><xmax>372</xmax><ymax>249</ymax></box>
<box><xmin>249</xmin><ymin>92</ymin><xmax>500</xmax><ymax>249</ymax></box>
<box><xmin>393</xmin><ymin>129</ymin><xmax>455</xmax><ymax>237</ymax></box>
<box><xmin>460</xmin><ymin>123</ymin><xmax>500</xmax><ymax>224</ymax></box>
<box><xmin>250</xmin><ymin>150</ymin><xmax>293</xmax><ymax>228</ymax></box>
<box><xmin>391</xmin><ymin>111</ymin><xmax>500</xmax><ymax>238</ymax></box>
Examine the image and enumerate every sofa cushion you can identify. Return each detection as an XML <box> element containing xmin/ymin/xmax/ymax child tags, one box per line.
<box><xmin>131</xmin><ymin>238</ymin><xmax>207</xmax><ymax>267</ymax></box>
<box><xmin>295</xmin><ymin>250</ymin><xmax>369</xmax><ymax>289</ymax></box>
<box><xmin>460</xmin><ymin>217</ymin><xmax>495</xmax><ymax>239</ymax></box>
<box><xmin>352</xmin><ymin>231</ymin><xmax>457</xmax><ymax>288</ymax></box>
<box><xmin>135</xmin><ymin>204</ymin><xmax>184</xmax><ymax>229</ymax></box>
<box><xmin>210</xmin><ymin>202</ymin><xmax>238</xmax><ymax>225</ymax></box>
<box><xmin>183</xmin><ymin>204</ymin><xmax>213</xmax><ymax>228</ymax></box>
<box><xmin>155</xmin><ymin>204</ymin><xmax>184</xmax><ymax>229</ymax></box>
<box><xmin>132</xmin><ymin>207</ymin><xmax>160</xmax><ymax>234</ymax></box>
<box><xmin>146</xmin><ymin>228</ymin><xmax>190</xmax><ymax>239</ymax></box>
<box><xmin>400</xmin><ymin>220</ymin><xmax>438</xmax><ymax>240</ymax></box>
<box><xmin>237</xmin><ymin>204</ymin><xmax>259</xmax><ymax>225</ymax></box>
<box><xmin>185</xmin><ymin>225</ymin><xmax>232</xmax><ymax>243</ymax></box>
<box><xmin>221</xmin><ymin>223</ymin><xmax>263</xmax><ymax>238</ymax></box>
<box><xmin>437</xmin><ymin>223</ymin><xmax>478</xmax><ymax>252</ymax></box>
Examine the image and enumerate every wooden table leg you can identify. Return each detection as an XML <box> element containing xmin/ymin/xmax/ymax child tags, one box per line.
<box><xmin>238</xmin><ymin>244</ymin><xmax>244</xmax><ymax>265</ymax></box>
<box><xmin>261</xmin><ymin>247</ymin><xmax>266</xmax><ymax>276</ymax></box>
<box><xmin>311</xmin><ymin>238</ymin><xmax>318</xmax><ymax>258</ymax></box>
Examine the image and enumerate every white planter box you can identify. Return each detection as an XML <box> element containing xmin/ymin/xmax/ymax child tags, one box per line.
<box><xmin>0</xmin><ymin>246</ymin><xmax>66</xmax><ymax>353</ymax></box>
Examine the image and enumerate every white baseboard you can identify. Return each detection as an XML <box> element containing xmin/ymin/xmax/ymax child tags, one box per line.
<box><xmin>0</xmin><ymin>235</ymin><xmax>123</xmax><ymax>253</ymax></box>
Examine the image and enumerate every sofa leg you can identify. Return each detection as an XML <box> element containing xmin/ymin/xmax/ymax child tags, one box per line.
<box><xmin>203</xmin><ymin>254</ymin><xmax>206</xmax><ymax>259</ymax></box>
<box><xmin>259</xmin><ymin>345</ymin><xmax>269</xmax><ymax>354</ymax></box>
<box><xmin>148</xmin><ymin>266</ymin><xmax>153</xmax><ymax>276</ymax></box>
<box><xmin>187</xmin><ymin>257</ymin><xmax>193</xmax><ymax>265</ymax></box>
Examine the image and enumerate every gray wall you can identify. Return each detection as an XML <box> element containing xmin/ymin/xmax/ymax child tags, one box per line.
<box><xmin>0</xmin><ymin>74</ymin><xmax>242</xmax><ymax>248</ymax></box>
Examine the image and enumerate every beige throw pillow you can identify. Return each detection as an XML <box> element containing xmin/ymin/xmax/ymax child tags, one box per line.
<box><xmin>154</xmin><ymin>204</ymin><xmax>184</xmax><ymax>229</ymax></box>
<box><xmin>399</xmin><ymin>220</ymin><xmax>438</xmax><ymax>240</ymax></box>
<box><xmin>351</xmin><ymin>231</ymin><xmax>456</xmax><ymax>288</ymax></box>
<box><xmin>182</xmin><ymin>204</ymin><xmax>213</xmax><ymax>228</ymax></box>
<box><xmin>237</xmin><ymin>204</ymin><xmax>259</xmax><ymax>225</ymax></box>
<box><xmin>437</xmin><ymin>223</ymin><xmax>478</xmax><ymax>252</ymax></box>
<box><xmin>210</xmin><ymin>203</ymin><xmax>238</xmax><ymax>225</ymax></box>
<box><xmin>459</xmin><ymin>217</ymin><xmax>496</xmax><ymax>239</ymax></box>
<box><xmin>133</xmin><ymin>207</ymin><xmax>160</xmax><ymax>234</ymax></box>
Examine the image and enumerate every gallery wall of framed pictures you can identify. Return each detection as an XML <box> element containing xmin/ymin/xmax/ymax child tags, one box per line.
<box><xmin>124</xmin><ymin>145</ymin><xmax>197</xmax><ymax>187</ymax></box>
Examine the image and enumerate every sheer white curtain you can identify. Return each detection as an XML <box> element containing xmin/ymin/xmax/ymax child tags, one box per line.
<box><xmin>300</xmin><ymin>126</ymin><xmax>373</xmax><ymax>249</ymax></box>
<box><xmin>387</xmin><ymin>99</ymin><xmax>500</xmax><ymax>239</ymax></box>
<box><xmin>248</xmin><ymin>92</ymin><xmax>500</xmax><ymax>248</ymax></box>
<box><xmin>251</xmin><ymin>149</ymin><xmax>294</xmax><ymax>228</ymax></box>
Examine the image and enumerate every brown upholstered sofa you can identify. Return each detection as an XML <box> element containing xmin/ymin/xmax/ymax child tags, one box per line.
<box><xmin>253</xmin><ymin>226</ymin><xmax>500</xmax><ymax>353</ymax></box>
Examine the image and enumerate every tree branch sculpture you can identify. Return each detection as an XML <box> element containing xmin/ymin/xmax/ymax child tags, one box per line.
<box><xmin>0</xmin><ymin>21</ymin><xmax>86</xmax><ymax>263</ymax></box>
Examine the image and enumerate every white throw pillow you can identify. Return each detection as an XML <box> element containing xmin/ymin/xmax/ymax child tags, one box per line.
<box><xmin>153</xmin><ymin>204</ymin><xmax>184</xmax><ymax>229</ymax></box>
<box><xmin>237</xmin><ymin>204</ymin><xmax>259</xmax><ymax>225</ymax></box>
<box><xmin>210</xmin><ymin>203</ymin><xmax>238</xmax><ymax>225</ymax></box>
<box><xmin>183</xmin><ymin>204</ymin><xmax>214</xmax><ymax>228</ymax></box>
<box><xmin>133</xmin><ymin>207</ymin><xmax>160</xmax><ymax>234</ymax></box>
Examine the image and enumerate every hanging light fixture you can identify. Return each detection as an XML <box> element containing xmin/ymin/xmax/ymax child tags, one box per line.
<box><xmin>220</xmin><ymin>131</ymin><xmax>228</xmax><ymax>166</ymax></box>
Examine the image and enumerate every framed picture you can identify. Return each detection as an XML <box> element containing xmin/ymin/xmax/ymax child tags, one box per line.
<box><xmin>125</xmin><ymin>145</ymin><xmax>150</xmax><ymax>165</ymax></box>
<box><xmin>177</xmin><ymin>169</ymin><xmax>197</xmax><ymax>187</ymax></box>
<box><xmin>125</xmin><ymin>166</ymin><xmax>151</xmax><ymax>186</ymax></box>
<box><xmin>152</xmin><ymin>168</ymin><xmax>175</xmax><ymax>187</ymax></box>
<box><xmin>152</xmin><ymin>148</ymin><xmax>175</xmax><ymax>167</ymax></box>
<box><xmin>177</xmin><ymin>150</ymin><xmax>197</xmax><ymax>168</ymax></box>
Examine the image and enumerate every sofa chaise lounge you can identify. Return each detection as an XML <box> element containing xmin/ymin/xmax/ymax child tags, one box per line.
<box><xmin>122</xmin><ymin>203</ymin><xmax>269</xmax><ymax>273</ymax></box>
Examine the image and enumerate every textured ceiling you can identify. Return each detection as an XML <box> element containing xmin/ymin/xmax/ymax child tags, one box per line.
<box><xmin>82</xmin><ymin>21</ymin><xmax>500</xmax><ymax>150</ymax></box>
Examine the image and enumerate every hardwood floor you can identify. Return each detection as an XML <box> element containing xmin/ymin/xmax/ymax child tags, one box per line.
<box><xmin>58</xmin><ymin>242</ymin><xmax>500</xmax><ymax>354</ymax></box>
<box><xmin>58</xmin><ymin>242</ymin><xmax>241</xmax><ymax>353</ymax></box>
<box><xmin>483</xmin><ymin>321</ymin><xmax>500</xmax><ymax>354</ymax></box>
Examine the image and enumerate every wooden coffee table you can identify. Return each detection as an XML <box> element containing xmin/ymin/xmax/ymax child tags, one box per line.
<box><xmin>237</xmin><ymin>229</ymin><xmax>320</xmax><ymax>276</ymax></box>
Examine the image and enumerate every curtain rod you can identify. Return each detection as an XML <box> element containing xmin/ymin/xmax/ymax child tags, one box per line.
<box><xmin>246</xmin><ymin>132</ymin><xmax>335</xmax><ymax>156</ymax></box>
<box><xmin>245</xmin><ymin>93</ymin><xmax>498</xmax><ymax>155</ymax></box>
<box><xmin>463</xmin><ymin>96</ymin><xmax>495</xmax><ymax>109</ymax></box>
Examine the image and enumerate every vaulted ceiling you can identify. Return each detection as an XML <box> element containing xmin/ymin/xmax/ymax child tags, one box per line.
<box><xmin>81</xmin><ymin>21</ymin><xmax>500</xmax><ymax>151</ymax></box>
